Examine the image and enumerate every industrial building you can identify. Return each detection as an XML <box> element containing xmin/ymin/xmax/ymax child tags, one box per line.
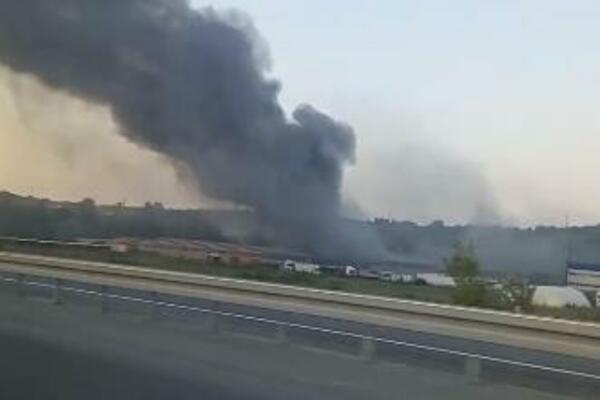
<box><xmin>566</xmin><ymin>262</ymin><xmax>600</xmax><ymax>293</ymax></box>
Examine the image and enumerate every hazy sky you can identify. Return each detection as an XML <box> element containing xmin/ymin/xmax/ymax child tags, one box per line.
<box><xmin>1</xmin><ymin>1</ymin><xmax>599</xmax><ymax>225</ymax></box>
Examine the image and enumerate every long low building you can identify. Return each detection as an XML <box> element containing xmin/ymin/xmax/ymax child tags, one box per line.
<box><xmin>567</xmin><ymin>262</ymin><xmax>600</xmax><ymax>293</ymax></box>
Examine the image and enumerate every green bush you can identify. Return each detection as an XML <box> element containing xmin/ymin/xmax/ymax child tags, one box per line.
<box><xmin>452</xmin><ymin>281</ymin><xmax>487</xmax><ymax>307</ymax></box>
<box><xmin>488</xmin><ymin>278</ymin><xmax>534</xmax><ymax>312</ymax></box>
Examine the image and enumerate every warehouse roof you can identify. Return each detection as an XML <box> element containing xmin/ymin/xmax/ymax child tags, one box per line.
<box><xmin>568</xmin><ymin>262</ymin><xmax>600</xmax><ymax>272</ymax></box>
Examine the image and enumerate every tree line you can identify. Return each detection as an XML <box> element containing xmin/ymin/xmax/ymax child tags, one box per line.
<box><xmin>2</xmin><ymin>191</ymin><xmax>600</xmax><ymax>279</ymax></box>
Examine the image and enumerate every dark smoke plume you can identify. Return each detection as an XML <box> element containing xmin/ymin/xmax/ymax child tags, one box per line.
<box><xmin>0</xmin><ymin>0</ymin><xmax>376</xmax><ymax>258</ymax></box>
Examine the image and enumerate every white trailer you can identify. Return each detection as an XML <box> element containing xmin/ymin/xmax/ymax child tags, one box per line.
<box><xmin>283</xmin><ymin>259</ymin><xmax>320</xmax><ymax>274</ymax></box>
<box><xmin>416</xmin><ymin>273</ymin><xmax>456</xmax><ymax>287</ymax></box>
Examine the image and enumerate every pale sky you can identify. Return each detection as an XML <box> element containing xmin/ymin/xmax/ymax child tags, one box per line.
<box><xmin>1</xmin><ymin>1</ymin><xmax>599</xmax><ymax>225</ymax></box>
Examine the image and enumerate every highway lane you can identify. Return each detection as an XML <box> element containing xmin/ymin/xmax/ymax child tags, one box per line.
<box><xmin>2</xmin><ymin>254</ymin><xmax>598</xmax><ymax>355</ymax></box>
<box><xmin>0</xmin><ymin>332</ymin><xmax>254</xmax><ymax>400</ymax></box>
<box><xmin>1</xmin><ymin>268</ymin><xmax>599</xmax><ymax>399</ymax></box>
<box><xmin>5</xmin><ymin>270</ymin><xmax>597</xmax><ymax>375</ymax></box>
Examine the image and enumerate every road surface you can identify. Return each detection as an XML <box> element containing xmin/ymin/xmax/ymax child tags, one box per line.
<box><xmin>0</xmin><ymin>266</ymin><xmax>598</xmax><ymax>399</ymax></box>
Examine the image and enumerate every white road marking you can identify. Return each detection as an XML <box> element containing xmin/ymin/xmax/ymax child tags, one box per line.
<box><xmin>1</xmin><ymin>274</ymin><xmax>599</xmax><ymax>381</ymax></box>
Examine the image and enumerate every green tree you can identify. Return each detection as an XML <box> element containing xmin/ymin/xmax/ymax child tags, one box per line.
<box><xmin>446</xmin><ymin>242</ymin><xmax>486</xmax><ymax>306</ymax></box>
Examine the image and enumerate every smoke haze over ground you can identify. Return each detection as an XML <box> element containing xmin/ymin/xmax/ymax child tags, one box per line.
<box><xmin>345</xmin><ymin>143</ymin><xmax>504</xmax><ymax>225</ymax></box>
<box><xmin>0</xmin><ymin>65</ymin><xmax>207</xmax><ymax>207</ymax></box>
<box><xmin>0</xmin><ymin>0</ymin><xmax>391</xmax><ymax>258</ymax></box>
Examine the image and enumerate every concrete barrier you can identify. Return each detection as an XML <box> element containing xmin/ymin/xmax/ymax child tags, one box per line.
<box><xmin>1</xmin><ymin>251</ymin><xmax>599</xmax><ymax>359</ymax></box>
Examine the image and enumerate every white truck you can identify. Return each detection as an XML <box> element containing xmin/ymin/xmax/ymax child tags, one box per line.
<box><xmin>283</xmin><ymin>259</ymin><xmax>320</xmax><ymax>274</ymax></box>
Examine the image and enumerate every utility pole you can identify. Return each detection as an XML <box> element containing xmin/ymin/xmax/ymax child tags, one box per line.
<box><xmin>564</xmin><ymin>213</ymin><xmax>572</xmax><ymax>286</ymax></box>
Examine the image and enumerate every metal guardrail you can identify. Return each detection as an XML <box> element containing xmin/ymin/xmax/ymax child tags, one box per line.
<box><xmin>2</xmin><ymin>270</ymin><xmax>600</xmax><ymax>400</ymax></box>
<box><xmin>2</xmin><ymin>255</ymin><xmax>600</xmax><ymax>399</ymax></box>
<box><xmin>0</xmin><ymin>252</ymin><xmax>599</xmax><ymax>360</ymax></box>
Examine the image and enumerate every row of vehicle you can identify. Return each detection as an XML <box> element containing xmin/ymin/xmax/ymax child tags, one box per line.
<box><xmin>282</xmin><ymin>260</ymin><xmax>357</xmax><ymax>277</ymax></box>
<box><xmin>281</xmin><ymin>260</ymin><xmax>452</xmax><ymax>286</ymax></box>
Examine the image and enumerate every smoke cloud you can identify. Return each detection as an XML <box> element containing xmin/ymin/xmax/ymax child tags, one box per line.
<box><xmin>0</xmin><ymin>65</ymin><xmax>211</xmax><ymax>207</ymax></box>
<box><xmin>0</xmin><ymin>0</ymin><xmax>371</xmax><ymax>258</ymax></box>
<box><xmin>346</xmin><ymin>143</ymin><xmax>504</xmax><ymax>225</ymax></box>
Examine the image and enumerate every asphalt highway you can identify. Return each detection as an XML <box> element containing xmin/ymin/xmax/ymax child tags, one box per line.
<box><xmin>0</xmin><ymin>267</ymin><xmax>598</xmax><ymax>399</ymax></box>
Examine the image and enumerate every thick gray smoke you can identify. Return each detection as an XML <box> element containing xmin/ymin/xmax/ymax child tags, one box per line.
<box><xmin>0</xmin><ymin>0</ymin><xmax>375</xmax><ymax>258</ymax></box>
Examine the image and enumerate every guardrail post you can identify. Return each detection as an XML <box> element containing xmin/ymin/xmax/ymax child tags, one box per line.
<box><xmin>16</xmin><ymin>273</ymin><xmax>25</xmax><ymax>297</ymax></box>
<box><xmin>465</xmin><ymin>356</ymin><xmax>481</xmax><ymax>383</ymax></box>
<box><xmin>52</xmin><ymin>278</ymin><xmax>63</xmax><ymax>305</ymax></box>
<box><xmin>360</xmin><ymin>338</ymin><xmax>376</xmax><ymax>362</ymax></box>
<box><xmin>100</xmin><ymin>285</ymin><xmax>109</xmax><ymax>314</ymax></box>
